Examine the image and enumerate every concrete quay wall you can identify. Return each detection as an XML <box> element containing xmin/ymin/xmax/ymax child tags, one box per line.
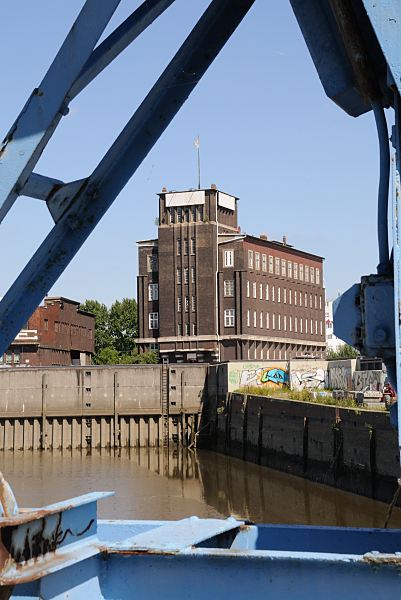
<box><xmin>0</xmin><ymin>364</ymin><xmax>208</xmax><ymax>450</ymax></box>
<box><xmin>205</xmin><ymin>392</ymin><xmax>401</xmax><ymax>504</ymax></box>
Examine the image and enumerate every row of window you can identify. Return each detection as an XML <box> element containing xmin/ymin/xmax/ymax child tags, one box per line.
<box><xmin>167</xmin><ymin>205</ymin><xmax>204</xmax><ymax>224</ymax></box>
<box><xmin>177</xmin><ymin>238</ymin><xmax>196</xmax><ymax>256</ymax></box>
<box><xmin>247</xmin><ymin>249</ymin><xmax>320</xmax><ymax>284</ymax></box>
<box><xmin>245</xmin><ymin>281</ymin><xmax>323</xmax><ymax>309</ymax></box>
<box><xmin>177</xmin><ymin>323</ymin><xmax>197</xmax><ymax>336</ymax></box>
<box><xmin>54</xmin><ymin>321</ymin><xmax>92</xmax><ymax>338</ymax></box>
<box><xmin>0</xmin><ymin>350</ymin><xmax>20</xmax><ymax>365</ymax></box>
<box><xmin>177</xmin><ymin>267</ymin><xmax>196</xmax><ymax>285</ymax></box>
<box><xmin>246</xmin><ymin>310</ymin><xmax>323</xmax><ymax>336</ymax></box>
<box><xmin>177</xmin><ymin>296</ymin><xmax>196</xmax><ymax>312</ymax></box>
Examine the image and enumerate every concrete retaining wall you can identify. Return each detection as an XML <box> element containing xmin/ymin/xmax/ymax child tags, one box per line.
<box><xmin>0</xmin><ymin>365</ymin><xmax>208</xmax><ymax>449</ymax></box>
<box><xmin>206</xmin><ymin>392</ymin><xmax>400</xmax><ymax>503</ymax></box>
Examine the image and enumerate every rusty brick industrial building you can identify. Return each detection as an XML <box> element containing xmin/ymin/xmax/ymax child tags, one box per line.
<box><xmin>136</xmin><ymin>186</ymin><xmax>325</xmax><ymax>363</ymax></box>
<box><xmin>2</xmin><ymin>297</ymin><xmax>95</xmax><ymax>367</ymax></box>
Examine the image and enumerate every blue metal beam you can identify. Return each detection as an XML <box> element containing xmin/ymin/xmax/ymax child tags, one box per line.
<box><xmin>0</xmin><ymin>0</ymin><xmax>256</xmax><ymax>355</ymax></box>
<box><xmin>69</xmin><ymin>0</ymin><xmax>176</xmax><ymax>100</ymax></box>
<box><xmin>0</xmin><ymin>0</ymin><xmax>122</xmax><ymax>225</ymax></box>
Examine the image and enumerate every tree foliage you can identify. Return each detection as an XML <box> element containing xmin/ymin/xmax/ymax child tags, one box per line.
<box><xmin>81</xmin><ymin>298</ymin><xmax>158</xmax><ymax>365</ymax></box>
<box><xmin>327</xmin><ymin>344</ymin><xmax>359</xmax><ymax>360</ymax></box>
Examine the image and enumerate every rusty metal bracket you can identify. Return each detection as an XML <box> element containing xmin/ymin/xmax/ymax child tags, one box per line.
<box><xmin>0</xmin><ymin>492</ymin><xmax>112</xmax><ymax>586</ymax></box>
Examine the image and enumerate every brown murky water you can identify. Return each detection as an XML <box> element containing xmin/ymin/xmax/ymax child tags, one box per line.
<box><xmin>2</xmin><ymin>448</ymin><xmax>401</xmax><ymax>528</ymax></box>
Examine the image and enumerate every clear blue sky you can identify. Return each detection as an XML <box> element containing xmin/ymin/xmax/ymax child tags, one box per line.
<box><xmin>1</xmin><ymin>1</ymin><xmax>383</xmax><ymax>306</ymax></box>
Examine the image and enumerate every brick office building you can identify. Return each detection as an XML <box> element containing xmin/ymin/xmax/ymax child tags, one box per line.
<box><xmin>136</xmin><ymin>186</ymin><xmax>326</xmax><ymax>363</ymax></box>
<box><xmin>1</xmin><ymin>297</ymin><xmax>95</xmax><ymax>367</ymax></box>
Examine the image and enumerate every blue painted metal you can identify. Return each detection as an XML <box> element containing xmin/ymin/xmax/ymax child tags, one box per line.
<box><xmin>4</xmin><ymin>496</ymin><xmax>401</xmax><ymax>599</ymax></box>
<box><xmin>0</xmin><ymin>0</ymin><xmax>256</xmax><ymax>358</ymax></box>
<box><xmin>0</xmin><ymin>0</ymin><xmax>122</xmax><ymax>224</ymax></box>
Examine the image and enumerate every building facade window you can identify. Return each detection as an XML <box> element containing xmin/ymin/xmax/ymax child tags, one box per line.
<box><xmin>246</xmin><ymin>280</ymin><xmax>250</xmax><ymax>297</ymax></box>
<box><xmin>177</xmin><ymin>297</ymin><xmax>182</xmax><ymax>312</ymax></box>
<box><xmin>259</xmin><ymin>283</ymin><xmax>263</xmax><ymax>299</ymax></box>
<box><xmin>191</xmin><ymin>296</ymin><xmax>196</xmax><ymax>312</ymax></box>
<box><xmin>262</xmin><ymin>254</ymin><xmax>267</xmax><ymax>272</ymax></box>
<box><xmin>283</xmin><ymin>288</ymin><xmax>287</xmax><ymax>303</ymax></box>
<box><xmin>265</xmin><ymin>284</ymin><xmax>269</xmax><ymax>301</ymax></box>
<box><xmin>224</xmin><ymin>280</ymin><xmax>235</xmax><ymax>297</ymax></box>
<box><xmin>147</xmin><ymin>254</ymin><xmax>158</xmax><ymax>272</ymax></box>
<box><xmin>289</xmin><ymin>316</ymin><xmax>292</xmax><ymax>331</ymax></box>
<box><xmin>288</xmin><ymin>261</ymin><xmax>292</xmax><ymax>278</ymax></box>
<box><xmin>278</xmin><ymin>314</ymin><xmax>281</xmax><ymax>330</ymax></box>
<box><xmin>266</xmin><ymin>312</ymin><xmax>269</xmax><ymax>329</ymax></box>
<box><xmin>310</xmin><ymin>267</ymin><xmax>315</xmax><ymax>284</ymax></box>
<box><xmin>272</xmin><ymin>285</ymin><xmax>275</xmax><ymax>302</ymax></box>
<box><xmin>295</xmin><ymin>317</ymin><xmax>298</xmax><ymax>333</ymax></box>
<box><xmin>185</xmin><ymin>323</ymin><xmax>190</xmax><ymax>336</ymax></box>
<box><xmin>272</xmin><ymin>314</ymin><xmax>276</xmax><ymax>330</ymax></box>
<box><xmin>319</xmin><ymin>295</ymin><xmax>322</xmax><ymax>309</ymax></box>
<box><xmin>248</xmin><ymin>250</ymin><xmax>254</xmax><ymax>268</ymax></box>
<box><xmin>224</xmin><ymin>249</ymin><xmax>234</xmax><ymax>267</ymax></box>
<box><xmin>281</xmin><ymin>259</ymin><xmax>286</xmax><ymax>277</ymax></box>
<box><xmin>224</xmin><ymin>309</ymin><xmax>235</xmax><ymax>327</ymax></box>
<box><xmin>277</xmin><ymin>287</ymin><xmax>281</xmax><ymax>303</ymax></box>
<box><xmin>305</xmin><ymin>265</ymin><xmax>310</xmax><ymax>282</ymax></box>
<box><xmin>190</xmin><ymin>238</ymin><xmax>196</xmax><ymax>255</ymax></box>
<box><xmin>269</xmin><ymin>255</ymin><xmax>274</xmax><ymax>273</ymax></box>
<box><xmin>275</xmin><ymin>257</ymin><xmax>280</xmax><ymax>275</ymax></box>
<box><xmin>289</xmin><ymin>289</ymin><xmax>292</xmax><ymax>304</ymax></box>
<box><xmin>299</xmin><ymin>264</ymin><xmax>304</xmax><ymax>281</ymax></box>
<box><xmin>192</xmin><ymin>323</ymin><xmax>197</xmax><ymax>336</ymax></box>
<box><xmin>259</xmin><ymin>312</ymin><xmax>263</xmax><ymax>328</ymax></box>
<box><xmin>191</xmin><ymin>207</ymin><xmax>197</xmax><ymax>222</ymax></box>
<box><xmin>184</xmin><ymin>239</ymin><xmax>189</xmax><ymax>255</ymax></box>
<box><xmin>253</xmin><ymin>282</ymin><xmax>257</xmax><ymax>298</ymax></box>
<box><xmin>316</xmin><ymin>269</ymin><xmax>320</xmax><ymax>285</ymax></box>
<box><xmin>184</xmin><ymin>267</ymin><xmax>189</xmax><ymax>284</ymax></box>
<box><xmin>294</xmin><ymin>262</ymin><xmax>298</xmax><ymax>279</ymax></box>
<box><xmin>177</xmin><ymin>207</ymin><xmax>183</xmax><ymax>223</ymax></box>
<box><xmin>149</xmin><ymin>312</ymin><xmax>159</xmax><ymax>329</ymax></box>
<box><xmin>253</xmin><ymin>311</ymin><xmax>257</xmax><ymax>327</ymax></box>
<box><xmin>148</xmin><ymin>283</ymin><xmax>159</xmax><ymax>301</ymax></box>
<box><xmin>184</xmin><ymin>296</ymin><xmax>189</xmax><ymax>312</ymax></box>
<box><xmin>255</xmin><ymin>252</ymin><xmax>260</xmax><ymax>270</ymax></box>
<box><xmin>284</xmin><ymin>315</ymin><xmax>287</xmax><ymax>331</ymax></box>
<box><xmin>247</xmin><ymin>310</ymin><xmax>250</xmax><ymax>327</ymax></box>
<box><xmin>176</xmin><ymin>268</ymin><xmax>181</xmax><ymax>284</ymax></box>
<box><xmin>177</xmin><ymin>239</ymin><xmax>181</xmax><ymax>255</ymax></box>
<box><xmin>191</xmin><ymin>266</ymin><xmax>196</xmax><ymax>283</ymax></box>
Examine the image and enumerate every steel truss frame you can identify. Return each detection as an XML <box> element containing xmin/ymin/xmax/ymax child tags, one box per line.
<box><xmin>0</xmin><ymin>0</ymin><xmax>255</xmax><ymax>354</ymax></box>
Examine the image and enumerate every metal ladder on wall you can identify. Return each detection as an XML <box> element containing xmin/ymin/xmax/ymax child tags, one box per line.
<box><xmin>161</xmin><ymin>362</ymin><xmax>169</xmax><ymax>447</ymax></box>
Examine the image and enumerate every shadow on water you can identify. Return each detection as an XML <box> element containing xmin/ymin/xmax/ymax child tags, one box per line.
<box><xmin>2</xmin><ymin>447</ymin><xmax>401</xmax><ymax>528</ymax></box>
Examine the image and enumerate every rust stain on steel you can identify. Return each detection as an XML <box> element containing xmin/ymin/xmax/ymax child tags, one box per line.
<box><xmin>100</xmin><ymin>546</ymin><xmax>178</xmax><ymax>557</ymax></box>
<box><xmin>363</xmin><ymin>552</ymin><xmax>401</xmax><ymax>566</ymax></box>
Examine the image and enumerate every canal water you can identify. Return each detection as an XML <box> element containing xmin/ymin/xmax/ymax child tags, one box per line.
<box><xmin>3</xmin><ymin>448</ymin><xmax>401</xmax><ymax>528</ymax></box>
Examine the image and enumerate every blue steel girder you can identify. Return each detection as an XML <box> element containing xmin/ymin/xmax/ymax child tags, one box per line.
<box><xmin>0</xmin><ymin>0</ymin><xmax>256</xmax><ymax>356</ymax></box>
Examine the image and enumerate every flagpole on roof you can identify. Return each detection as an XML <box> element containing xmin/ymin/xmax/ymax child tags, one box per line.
<box><xmin>194</xmin><ymin>136</ymin><xmax>201</xmax><ymax>189</ymax></box>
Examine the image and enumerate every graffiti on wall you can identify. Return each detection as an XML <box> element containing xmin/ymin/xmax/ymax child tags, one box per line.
<box><xmin>239</xmin><ymin>366</ymin><xmax>289</xmax><ymax>388</ymax></box>
<box><xmin>353</xmin><ymin>370</ymin><xmax>385</xmax><ymax>392</ymax></box>
<box><xmin>290</xmin><ymin>368</ymin><xmax>326</xmax><ymax>390</ymax></box>
<box><xmin>328</xmin><ymin>366</ymin><xmax>353</xmax><ymax>390</ymax></box>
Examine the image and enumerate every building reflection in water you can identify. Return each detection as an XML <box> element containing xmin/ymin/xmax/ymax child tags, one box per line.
<box><xmin>3</xmin><ymin>447</ymin><xmax>401</xmax><ymax>528</ymax></box>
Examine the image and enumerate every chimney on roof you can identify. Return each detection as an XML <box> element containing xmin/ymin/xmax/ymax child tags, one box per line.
<box><xmin>260</xmin><ymin>233</ymin><xmax>268</xmax><ymax>240</ymax></box>
<box><xmin>211</xmin><ymin>183</ymin><xmax>217</xmax><ymax>190</ymax></box>
<box><xmin>283</xmin><ymin>235</ymin><xmax>287</xmax><ymax>245</ymax></box>
<box><xmin>162</xmin><ymin>187</ymin><xmax>167</xmax><ymax>193</ymax></box>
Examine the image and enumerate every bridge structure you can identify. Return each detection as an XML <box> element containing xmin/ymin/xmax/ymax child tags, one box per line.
<box><xmin>2</xmin><ymin>1</ymin><xmax>401</xmax><ymax>598</ymax></box>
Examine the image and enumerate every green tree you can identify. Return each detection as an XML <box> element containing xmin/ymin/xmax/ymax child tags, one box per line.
<box><xmin>109</xmin><ymin>298</ymin><xmax>137</xmax><ymax>355</ymax></box>
<box><xmin>327</xmin><ymin>344</ymin><xmax>359</xmax><ymax>360</ymax></box>
<box><xmin>96</xmin><ymin>346</ymin><xmax>120</xmax><ymax>365</ymax></box>
<box><xmin>80</xmin><ymin>300</ymin><xmax>113</xmax><ymax>359</ymax></box>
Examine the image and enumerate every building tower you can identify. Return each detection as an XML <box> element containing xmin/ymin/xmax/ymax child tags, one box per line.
<box><xmin>136</xmin><ymin>186</ymin><xmax>326</xmax><ymax>363</ymax></box>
